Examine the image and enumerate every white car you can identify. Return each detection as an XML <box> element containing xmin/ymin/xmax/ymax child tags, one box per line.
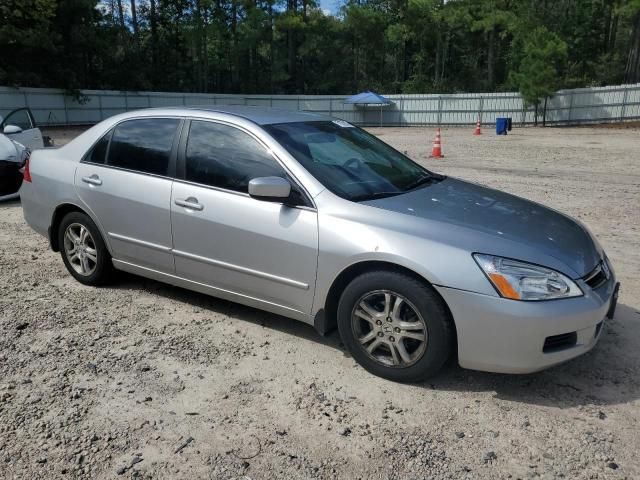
<box><xmin>0</xmin><ymin>108</ymin><xmax>46</xmax><ymax>151</ymax></box>
<box><xmin>0</xmin><ymin>108</ymin><xmax>50</xmax><ymax>201</ymax></box>
<box><xmin>0</xmin><ymin>134</ymin><xmax>29</xmax><ymax>201</ymax></box>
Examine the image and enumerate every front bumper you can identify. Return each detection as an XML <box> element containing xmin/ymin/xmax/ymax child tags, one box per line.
<box><xmin>435</xmin><ymin>275</ymin><xmax>618</xmax><ymax>374</ymax></box>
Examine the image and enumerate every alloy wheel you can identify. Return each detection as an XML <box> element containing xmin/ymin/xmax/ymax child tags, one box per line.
<box><xmin>63</xmin><ymin>223</ymin><xmax>98</xmax><ymax>276</ymax></box>
<box><xmin>351</xmin><ymin>290</ymin><xmax>428</xmax><ymax>368</ymax></box>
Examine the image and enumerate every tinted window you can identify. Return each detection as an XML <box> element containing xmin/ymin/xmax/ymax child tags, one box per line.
<box><xmin>185</xmin><ymin>121</ymin><xmax>287</xmax><ymax>193</ymax></box>
<box><xmin>265</xmin><ymin>121</ymin><xmax>440</xmax><ymax>202</ymax></box>
<box><xmin>87</xmin><ymin>132</ymin><xmax>110</xmax><ymax>164</ymax></box>
<box><xmin>3</xmin><ymin>109</ymin><xmax>33</xmax><ymax>130</ymax></box>
<box><xmin>107</xmin><ymin>118</ymin><xmax>180</xmax><ymax>176</ymax></box>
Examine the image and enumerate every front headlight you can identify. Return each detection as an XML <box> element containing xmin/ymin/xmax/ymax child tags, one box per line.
<box><xmin>473</xmin><ymin>254</ymin><xmax>583</xmax><ymax>301</ymax></box>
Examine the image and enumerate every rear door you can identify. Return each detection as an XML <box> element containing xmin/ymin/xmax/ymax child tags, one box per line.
<box><xmin>1</xmin><ymin>108</ymin><xmax>44</xmax><ymax>150</ymax></box>
<box><xmin>170</xmin><ymin>119</ymin><xmax>318</xmax><ymax>317</ymax></box>
<box><xmin>76</xmin><ymin>117</ymin><xmax>181</xmax><ymax>273</ymax></box>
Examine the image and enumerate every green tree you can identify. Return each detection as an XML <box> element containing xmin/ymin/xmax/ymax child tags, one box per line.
<box><xmin>0</xmin><ymin>0</ymin><xmax>57</xmax><ymax>86</ymax></box>
<box><xmin>1</xmin><ymin>0</ymin><xmax>639</xmax><ymax>96</ymax></box>
<box><xmin>622</xmin><ymin>0</ymin><xmax>640</xmax><ymax>82</ymax></box>
<box><xmin>509</xmin><ymin>27</ymin><xmax>568</xmax><ymax>125</ymax></box>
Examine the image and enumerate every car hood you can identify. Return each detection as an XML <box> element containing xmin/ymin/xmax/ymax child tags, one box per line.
<box><xmin>363</xmin><ymin>177</ymin><xmax>602</xmax><ymax>278</ymax></box>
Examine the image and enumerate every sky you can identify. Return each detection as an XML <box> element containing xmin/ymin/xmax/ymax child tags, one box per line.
<box><xmin>99</xmin><ymin>0</ymin><xmax>342</xmax><ymax>20</ymax></box>
<box><xmin>319</xmin><ymin>0</ymin><xmax>342</xmax><ymax>16</ymax></box>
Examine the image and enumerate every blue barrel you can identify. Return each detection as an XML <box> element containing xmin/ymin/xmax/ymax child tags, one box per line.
<box><xmin>496</xmin><ymin>117</ymin><xmax>508</xmax><ymax>135</ymax></box>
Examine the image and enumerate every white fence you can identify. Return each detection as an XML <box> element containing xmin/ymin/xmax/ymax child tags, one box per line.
<box><xmin>1</xmin><ymin>84</ymin><xmax>640</xmax><ymax>127</ymax></box>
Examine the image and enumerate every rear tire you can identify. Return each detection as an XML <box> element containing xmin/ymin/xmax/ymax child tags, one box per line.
<box><xmin>58</xmin><ymin>211</ymin><xmax>114</xmax><ymax>286</ymax></box>
<box><xmin>337</xmin><ymin>270</ymin><xmax>453</xmax><ymax>382</ymax></box>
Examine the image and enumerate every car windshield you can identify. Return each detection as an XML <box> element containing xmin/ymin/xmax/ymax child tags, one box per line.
<box><xmin>264</xmin><ymin>121</ymin><xmax>441</xmax><ymax>201</ymax></box>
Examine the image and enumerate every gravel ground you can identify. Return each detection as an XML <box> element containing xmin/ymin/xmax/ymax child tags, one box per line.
<box><xmin>1</xmin><ymin>125</ymin><xmax>639</xmax><ymax>479</ymax></box>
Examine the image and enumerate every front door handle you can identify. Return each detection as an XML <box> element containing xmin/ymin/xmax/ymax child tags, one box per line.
<box><xmin>81</xmin><ymin>174</ymin><xmax>102</xmax><ymax>186</ymax></box>
<box><xmin>175</xmin><ymin>197</ymin><xmax>204</xmax><ymax>211</ymax></box>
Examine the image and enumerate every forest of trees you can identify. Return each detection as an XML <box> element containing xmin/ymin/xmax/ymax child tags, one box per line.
<box><xmin>1</xmin><ymin>0</ymin><xmax>640</xmax><ymax>99</ymax></box>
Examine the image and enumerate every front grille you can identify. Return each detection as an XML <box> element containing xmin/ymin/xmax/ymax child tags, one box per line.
<box><xmin>583</xmin><ymin>262</ymin><xmax>608</xmax><ymax>290</ymax></box>
<box><xmin>543</xmin><ymin>332</ymin><xmax>578</xmax><ymax>353</ymax></box>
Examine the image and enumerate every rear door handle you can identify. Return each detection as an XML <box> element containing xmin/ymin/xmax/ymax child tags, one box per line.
<box><xmin>81</xmin><ymin>175</ymin><xmax>102</xmax><ymax>186</ymax></box>
<box><xmin>175</xmin><ymin>197</ymin><xmax>204</xmax><ymax>211</ymax></box>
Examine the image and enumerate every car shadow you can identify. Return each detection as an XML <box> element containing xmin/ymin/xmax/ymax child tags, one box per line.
<box><xmin>115</xmin><ymin>273</ymin><xmax>640</xmax><ymax>409</ymax></box>
<box><xmin>114</xmin><ymin>273</ymin><xmax>344</xmax><ymax>350</ymax></box>
<box><xmin>0</xmin><ymin>197</ymin><xmax>21</xmax><ymax>206</ymax></box>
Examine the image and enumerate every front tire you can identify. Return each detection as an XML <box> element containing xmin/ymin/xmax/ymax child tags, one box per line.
<box><xmin>58</xmin><ymin>211</ymin><xmax>114</xmax><ymax>286</ymax></box>
<box><xmin>337</xmin><ymin>270</ymin><xmax>453</xmax><ymax>382</ymax></box>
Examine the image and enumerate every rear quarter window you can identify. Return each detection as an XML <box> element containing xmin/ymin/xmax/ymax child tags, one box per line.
<box><xmin>85</xmin><ymin>131</ymin><xmax>111</xmax><ymax>164</ymax></box>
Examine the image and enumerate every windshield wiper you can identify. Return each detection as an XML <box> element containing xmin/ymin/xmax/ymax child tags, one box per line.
<box><xmin>350</xmin><ymin>191</ymin><xmax>404</xmax><ymax>202</ymax></box>
<box><xmin>404</xmin><ymin>174</ymin><xmax>438</xmax><ymax>191</ymax></box>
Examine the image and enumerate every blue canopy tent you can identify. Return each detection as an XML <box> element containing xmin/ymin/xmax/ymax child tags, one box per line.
<box><xmin>344</xmin><ymin>91</ymin><xmax>394</xmax><ymax>126</ymax></box>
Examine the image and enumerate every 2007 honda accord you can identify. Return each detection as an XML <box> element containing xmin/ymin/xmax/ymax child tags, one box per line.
<box><xmin>20</xmin><ymin>107</ymin><xmax>620</xmax><ymax>381</ymax></box>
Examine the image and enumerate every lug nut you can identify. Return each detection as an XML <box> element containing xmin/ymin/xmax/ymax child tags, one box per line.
<box><xmin>376</xmin><ymin>320</ymin><xmax>382</xmax><ymax>325</ymax></box>
<box><xmin>386</xmin><ymin>317</ymin><xmax>392</xmax><ymax>322</ymax></box>
<box><xmin>394</xmin><ymin>327</ymin><xmax>400</xmax><ymax>333</ymax></box>
<box><xmin>377</xmin><ymin>332</ymin><xmax>384</xmax><ymax>337</ymax></box>
<box><xmin>389</xmin><ymin>336</ymin><xmax>395</xmax><ymax>342</ymax></box>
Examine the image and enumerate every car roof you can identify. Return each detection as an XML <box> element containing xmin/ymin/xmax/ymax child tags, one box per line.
<box><xmin>165</xmin><ymin>105</ymin><xmax>332</xmax><ymax>125</ymax></box>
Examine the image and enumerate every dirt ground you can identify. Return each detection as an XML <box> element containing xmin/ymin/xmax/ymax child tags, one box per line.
<box><xmin>1</xmin><ymin>126</ymin><xmax>639</xmax><ymax>479</ymax></box>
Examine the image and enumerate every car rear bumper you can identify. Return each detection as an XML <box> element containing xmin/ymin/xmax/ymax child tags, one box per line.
<box><xmin>435</xmin><ymin>276</ymin><xmax>618</xmax><ymax>374</ymax></box>
<box><xmin>19</xmin><ymin>180</ymin><xmax>50</xmax><ymax>237</ymax></box>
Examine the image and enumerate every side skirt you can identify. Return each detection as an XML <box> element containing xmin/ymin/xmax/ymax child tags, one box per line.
<box><xmin>112</xmin><ymin>258</ymin><xmax>312</xmax><ymax>324</ymax></box>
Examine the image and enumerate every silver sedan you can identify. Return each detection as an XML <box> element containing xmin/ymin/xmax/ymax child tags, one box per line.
<box><xmin>20</xmin><ymin>107</ymin><xmax>619</xmax><ymax>381</ymax></box>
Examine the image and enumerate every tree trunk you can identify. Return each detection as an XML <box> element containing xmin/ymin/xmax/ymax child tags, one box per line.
<box><xmin>440</xmin><ymin>30</ymin><xmax>449</xmax><ymax>84</ymax></box>
<box><xmin>603</xmin><ymin>1</ymin><xmax>611</xmax><ymax>54</ymax></box>
<box><xmin>287</xmin><ymin>0</ymin><xmax>298</xmax><ymax>93</ymax></box>
<box><xmin>130</xmin><ymin>0</ymin><xmax>139</xmax><ymax>44</ymax></box>
<box><xmin>194</xmin><ymin>0</ymin><xmax>209</xmax><ymax>92</ymax></box>
<box><xmin>353</xmin><ymin>36</ymin><xmax>358</xmax><ymax>91</ymax></box>
<box><xmin>625</xmin><ymin>12</ymin><xmax>640</xmax><ymax>83</ymax></box>
<box><xmin>609</xmin><ymin>12</ymin><xmax>618</xmax><ymax>52</ymax></box>
<box><xmin>194</xmin><ymin>0</ymin><xmax>202</xmax><ymax>91</ymax></box>
<box><xmin>268</xmin><ymin>1</ymin><xmax>274</xmax><ymax>93</ymax></box>
<box><xmin>231</xmin><ymin>0</ymin><xmax>239</xmax><ymax>91</ymax></box>
<box><xmin>116</xmin><ymin>0</ymin><xmax>125</xmax><ymax>30</ymax></box>
<box><xmin>542</xmin><ymin>97</ymin><xmax>548</xmax><ymax>127</ymax></box>
<box><xmin>301</xmin><ymin>0</ymin><xmax>307</xmax><ymax>93</ymax></box>
<box><xmin>150</xmin><ymin>0</ymin><xmax>158</xmax><ymax>79</ymax></box>
<box><xmin>434</xmin><ymin>30</ymin><xmax>441</xmax><ymax>85</ymax></box>
<box><xmin>380</xmin><ymin>35</ymin><xmax>385</xmax><ymax>89</ymax></box>
<box><xmin>402</xmin><ymin>37</ymin><xmax>408</xmax><ymax>84</ymax></box>
<box><xmin>487</xmin><ymin>26</ymin><xmax>496</xmax><ymax>88</ymax></box>
<box><xmin>203</xmin><ymin>8</ymin><xmax>209</xmax><ymax>92</ymax></box>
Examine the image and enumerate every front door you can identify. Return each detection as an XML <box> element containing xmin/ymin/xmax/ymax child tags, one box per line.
<box><xmin>76</xmin><ymin>117</ymin><xmax>181</xmax><ymax>273</ymax></box>
<box><xmin>1</xmin><ymin>108</ymin><xmax>43</xmax><ymax>150</ymax></box>
<box><xmin>171</xmin><ymin>120</ymin><xmax>318</xmax><ymax>317</ymax></box>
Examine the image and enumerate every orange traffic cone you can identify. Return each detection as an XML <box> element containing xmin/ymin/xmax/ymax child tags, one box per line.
<box><xmin>473</xmin><ymin>118</ymin><xmax>482</xmax><ymax>135</ymax></box>
<box><xmin>430</xmin><ymin>128</ymin><xmax>444</xmax><ymax>158</ymax></box>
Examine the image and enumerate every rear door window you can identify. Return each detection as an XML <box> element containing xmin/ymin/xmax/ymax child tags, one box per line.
<box><xmin>106</xmin><ymin>118</ymin><xmax>180</xmax><ymax>176</ymax></box>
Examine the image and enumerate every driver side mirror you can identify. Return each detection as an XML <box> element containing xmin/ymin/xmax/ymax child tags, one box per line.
<box><xmin>248</xmin><ymin>176</ymin><xmax>291</xmax><ymax>201</ymax></box>
<box><xmin>3</xmin><ymin>125</ymin><xmax>23</xmax><ymax>135</ymax></box>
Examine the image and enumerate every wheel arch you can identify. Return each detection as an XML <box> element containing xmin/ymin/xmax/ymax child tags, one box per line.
<box><xmin>314</xmin><ymin>260</ymin><xmax>457</xmax><ymax>343</ymax></box>
<box><xmin>49</xmin><ymin>202</ymin><xmax>109</xmax><ymax>253</ymax></box>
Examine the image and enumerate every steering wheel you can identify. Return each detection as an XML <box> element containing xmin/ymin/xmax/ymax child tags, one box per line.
<box><xmin>343</xmin><ymin>157</ymin><xmax>362</xmax><ymax>170</ymax></box>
